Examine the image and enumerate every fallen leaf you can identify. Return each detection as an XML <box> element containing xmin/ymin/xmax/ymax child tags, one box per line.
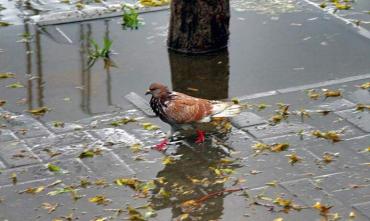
<box><xmin>252</xmin><ymin>142</ymin><xmax>270</xmax><ymax>154</ymax></box>
<box><xmin>270</xmin><ymin>143</ymin><xmax>289</xmax><ymax>152</ymax></box>
<box><xmin>257</xmin><ymin>103</ymin><xmax>270</xmax><ymax>110</ymax></box>
<box><xmin>0</xmin><ymin>100</ymin><xmax>6</xmax><ymax>107</ymax></box>
<box><xmin>79</xmin><ymin>148</ymin><xmax>102</xmax><ymax>158</ymax></box>
<box><xmin>0</xmin><ymin>72</ymin><xmax>15</xmax><ymax>79</ymax></box>
<box><xmin>312</xmin><ymin>130</ymin><xmax>341</xmax><ymax>142</ymax></box>
<box><xmin>0</xmin><ymin>21</ymin><xmax>11</xmax><ymax>27</ymax></box>
<box><xmin>349</xmin><ymin>211</ymin><xmax>356</xmax><ymax>218</ymax></box>
<box><xmin>42</xmin><ymin>202</ymin><xmax>59</xmax><ymax>213</ymax></box>
<box><xmin>110</xmin><ymin>117</ymin><xmax>137</xmax><ymax>126</ymax></box>
<box><xmin>359</xmin><ymin>82</ymin><xmax>370</xmax><ymax>89</ymax></box>
<box><xmin>250</xmin><ymin>170</ymin><xmax>262</xmax><ymax>175</ymax></box>
<box><xmin>273</xmin><ymin>218</ymin><xmax>284</xmax><ymax>221</ymax></box>
<box><xmin>52</xmin><ymin>121</ymin><xmax>65</xmax><ymax>128</ymax></box>
<box><xmin>89</xmin><ymin>195</ymin><xmax>111</xmax><ymax>205</ymax></box>
<box><xmin>265</xmin><ymin>180</ymin><xmax>278</xmax><ymax>187</ymax></box>
<box><xmin>322</xmin><ymin>153</ymin><xmax>334</xmax><ymax>163</ymax></box>
<box><xmin>141</xmin><ymin>122</ymin><xmax>159</xmax><ymax>131</ymax></box>
<box><xmin>323</xmin><ymin>90</ymin><xmax>341</xmax><ymax>98</ymax></box>
<box><xmin>6</xmin><ymin>82</ymin><xmax>24</xmax><ymax>88</ymax></box>
<box><xmin>274</xmin><ymin>197</ymin><xmax>292</xmax><ymax>208</ymax></box>
<box><xmin>307</xmin><ymin>89</ymin><xmax>320</xmax><ymax>100</ymax></box>
<box><xmin>178</xmin><ymin>213</ymin><xmax>190</xmax><ymax>221</ymax></box>
<box><xmin>47</xmin><ymin>163</ymin><xmax>61</xmax><ymax>172</ymax></box>
<box><xmin>19</xmin><ymin>186</ymin><xmax>45</xmax><ymax>194</ymax></box>
<box><xmin>355</xmin><ymin>104</ymin><xmax>370</xmax><ymax>111</ymax></box>
<box><xmin>10</xmin><ymin>172</ymin><xmax>17</xmax><ymax>185</ymax></box>
<box><xmin>157</xmin><ymin>187</ymin><xmax>171</xmax><ymax>198</ymax></box>
<box><xmin>231</xmin><ymin>97</ymin><xmax>239</xmax><ymax>104</ymax></box>
<box><xmin>130</xmin><ymin>143</ymin><xmax>142</xmax><ymax>153</ymax></box>
<box><xmin>286</xmin><ymin>152</ymin><xmax>302</xmax><ymax>165</ymax></box>
<box><xmin>270</xmin><ymin>114</ymin><xmax>283</xmax><ymax>124</ymax></box>
<box><xmin>162</xmin><ymin>156</ymin><xmax>175</xmax><ymax>165</ymax></box>
<box><xmin>47</xmin><ymin>187</ymin><xmax>75</xmax><ymax>196</ymax></box>
<box><xmin>312</xmin><ymin>202</ymin><xmax>332</xmax><ymax>215</ymax></box>
<box><xmin>27</xmin><ymin>107</ymin><xmax>49</xmax><ymax>116</ymax></box>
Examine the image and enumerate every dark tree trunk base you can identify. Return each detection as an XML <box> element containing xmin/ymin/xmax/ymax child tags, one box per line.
<box><xmin>167</xmin><ymin>0</ymin><xmax>230</xmax><ymax>54</ymax></box>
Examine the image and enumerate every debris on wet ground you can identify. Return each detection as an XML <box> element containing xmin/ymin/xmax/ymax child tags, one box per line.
<box><xmin>1</xmin><ymin>0</ymin><xmax>370</xmax><ymax>219</ymax></box>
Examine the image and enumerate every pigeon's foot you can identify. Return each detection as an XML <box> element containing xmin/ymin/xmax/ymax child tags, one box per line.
<box><xmin>195</xmin><ymin>130</ymin><xmax>206</xmax><ymax>144</ymax></box>
<box><xmin>154</xmin><ymin>139</ymin><xmax>169</xmax><ymax>151</ymax></box>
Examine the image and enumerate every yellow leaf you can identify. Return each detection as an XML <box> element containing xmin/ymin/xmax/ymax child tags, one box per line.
<box><xmin>322</xmin><ymin>153</ymin><xmax>334</xmax><ymax>163</ymax></box>
<box><xmin>88</xmin><ymin>195</ymin><xmax>110</xmax><ymax>205</ymax></box>
<box><xmin>257</xmin><ymin>103</ymin><xmax>270</xmax><ymax>110</ymax></box>
<box><xmin>20</xmin><ymin>186</ymin><xmax>45</xmax><ymax>194</ymax></box>
<box><xmin>265</xmin><ymin>180</ymin><xmax>278</xmax><ymax>187</ymax></box>
<box><xmin>141</xmin><ymin>122</ymin><xmax>160</xmax><ymax>131</ymax></box>
<box><xmin>349</xmin><ymin>211</ymin><xmax>356</xmax><ymax>218</ymax></box>
<box><xmin>10</xmin><ymin>172</ymin><xmax>17</xmax><ymax>185</ymax></box>
<box><xmin>312</xmin><ymin>130</ymin><xmax>341</xmax><ymax>142</ymax></box>
<box><xmin>286</xmin><ymin>152</ymin><xmax>302</xmax><ymax>165</ymax></box>
<box><xmin>307</xmin><ymin>89</ymin><xmax>320</xmax><ymax>99</ymax></box>
<box><xmin>178</xmin><ymin>213</ymin><xmax>190</xmax><ymax>221</ymax></box>
<box><xmin>231</xmin><ymin>97</ymin><xmax>239</xmax><ymax>104</ymax></box>
<box><xmin>162</xmin><ymin>156</ymin><xmax>175</xmax><ymax>165</ymax></box>
<box><xmin>270</xmin><ymin>114</ymin><xmax>283</xmax><ymax>124</ymax></box>
<box><xmin>356</xmin><ymin>104</ymin><xmax>370</xmax><ymax>111</ymax></box>
<box><xmin>323</xmin><ymin>90</ymin><xmax>341</xmax><ymax>98</ymax></box>
<box><xmin>27</xmin><ymin>107</ymin><xmax>49</xmax><ymax>116</ymax></box>
<box><xmin>270</xmin><ymin>143</ymin><xmax>289</xmax><ymax>152</ymax></box>
<box><xmin>312</xmin><ymin>202</ymin><xmax>332</xmax><ymax>215</ymax></box>
<box><xmin>181</xmin><ymin>200</ymin><xmax>198</xmax><ymax>209</ymax></box>
<box><xmin>274</xmin><ymin>218</ymin><xmax>284</xmax><ymax>221</ymax></box>
<box><xmin>130</xmin><ymin>143</ymin><xmax>142</xmax><ymax>153</ymax></box>
<box><xmin>274</xmin><ymin>197</ymin><xmax>292</xmax><ymax>207</ymax></box>
<box><xmin>359</xmin><ymin>82</ymin><xmax>370</xmax><ymax>89</ymax></box>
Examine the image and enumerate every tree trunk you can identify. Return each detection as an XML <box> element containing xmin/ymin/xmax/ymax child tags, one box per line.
<box><xmin>167</xmin><ymin>0</ymin><xmax>230</xmax><ymax>54</ymax></box>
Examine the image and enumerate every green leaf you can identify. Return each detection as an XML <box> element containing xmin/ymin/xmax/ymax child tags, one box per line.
<box><xmin>47</xmin><ymin>163</ymin><xmax>61</xmax><ymax>172</ymax></box>
<box><xmin>0</xmin><ymin>21</ymin><xmax>11</xmax><ymax>27</ymax></box>
<box><xmin>6</xmin><ymin>82</ymin><xmax>24</xmax><ymax>88</ymax></box>
<box><xmin>0</xmin><ymin>72</ymin><xmax>15</xmax><ymax>79</ymax></box>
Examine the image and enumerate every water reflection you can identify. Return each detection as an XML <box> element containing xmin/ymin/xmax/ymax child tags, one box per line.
<box><xmin>150</xmin><ymin>142</ymin><xmax>240</xmax><ymax>220</ymax></box>
<box><xmin>169</xmin><ymin>49</ymin><xmax>230</xmax><ymax>100</ymax></box>
<box><xmin>24</xmin><ymin>20</ymin><xmax>45</xmax><ymax>111</ymax></box>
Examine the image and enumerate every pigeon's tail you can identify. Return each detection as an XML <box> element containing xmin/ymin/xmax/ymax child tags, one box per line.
<box><xmin>211</xmin><ymin>103</ymin><xmax>242</xmax><ymax>118</ymax></box>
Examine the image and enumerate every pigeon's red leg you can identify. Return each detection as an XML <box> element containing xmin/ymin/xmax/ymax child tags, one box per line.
<box><xmin>195</xmin><ymin>130</ymin><xmax>206</xmax><ymax>143</ymax></box>
<box><xmin>154</xmin><ymin>139</ymin><xmax>169</xmax><ymax>151</ymax></box>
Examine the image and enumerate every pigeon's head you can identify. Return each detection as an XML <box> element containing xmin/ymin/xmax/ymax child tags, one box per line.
<box><xmin>146</xmin><ymin>83</ymin><xmax>169</xmax><ymax>98</ymax></box>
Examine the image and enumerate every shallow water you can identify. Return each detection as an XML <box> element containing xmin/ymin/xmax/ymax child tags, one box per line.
<box><xmin>1</xmin><ymin>0</ymin><xmax>370</xmax><ymax>122</ymax></box>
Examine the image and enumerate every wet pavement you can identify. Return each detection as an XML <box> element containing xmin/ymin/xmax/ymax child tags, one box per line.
<box><xmin>1</xmin><ymin>0</ymin><xmax>370</xmax><ymax>220</ymax></box>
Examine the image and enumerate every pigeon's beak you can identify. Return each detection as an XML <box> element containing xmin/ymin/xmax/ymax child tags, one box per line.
<box><xmin>145</xmin><ymin>90</ymin><xmax>151</xmax><ymax>96</ymax></box>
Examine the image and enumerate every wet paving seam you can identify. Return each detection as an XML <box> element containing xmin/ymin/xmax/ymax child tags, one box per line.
<box><xmin>238</xmin><ymin>74</ymin><xmax>370</xmax><ymax>101</ymax></box>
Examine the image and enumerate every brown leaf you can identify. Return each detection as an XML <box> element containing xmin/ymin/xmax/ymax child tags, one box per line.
<box><xmin>323</xmin><ymin>90</ymin><xmax>341</xmax><ymax>98</ymax></box>
<box><xmin>270</xmin><ymin>143</ymin><xmax>289</xmax><ymax>152</ymax></box>
<box><xmin>42</xmin><ymin>202</ymin><xmax>59</xmax><ymax>213</ymax></box>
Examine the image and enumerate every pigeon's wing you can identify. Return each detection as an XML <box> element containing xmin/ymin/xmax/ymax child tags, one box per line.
<box><xmin>165</xmin><ymin>93</ymin><xmax>213</xmax><ymax>124</ymax></box>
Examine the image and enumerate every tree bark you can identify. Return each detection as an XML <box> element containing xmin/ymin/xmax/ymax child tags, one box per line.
<box><xmin>167</xmin><ymin>0</ymin><xmax>230</xmax><ymax>54</ymax></box>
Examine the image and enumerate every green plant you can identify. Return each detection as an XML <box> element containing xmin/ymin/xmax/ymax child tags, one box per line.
<box><xmin>88</xmin><ymin>37</ymin><xmax>113</xmax><ymax>68</ymax></box>
<box><xmin>122</xmin><ymin>5</ymin><xmax>140</xmax><ymax>30</ymax></box>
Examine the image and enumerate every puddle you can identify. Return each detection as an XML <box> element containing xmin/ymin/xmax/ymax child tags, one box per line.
<box><xmin>1</xmin><ymin>2</ymin><xmax>370</xmax><ymax>123</ymax></box>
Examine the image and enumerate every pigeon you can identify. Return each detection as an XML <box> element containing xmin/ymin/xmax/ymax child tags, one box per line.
<box><xmin>145</xmin><ymin>83</ymin><xmax>242</xmax><ymax>151</ymax></box>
